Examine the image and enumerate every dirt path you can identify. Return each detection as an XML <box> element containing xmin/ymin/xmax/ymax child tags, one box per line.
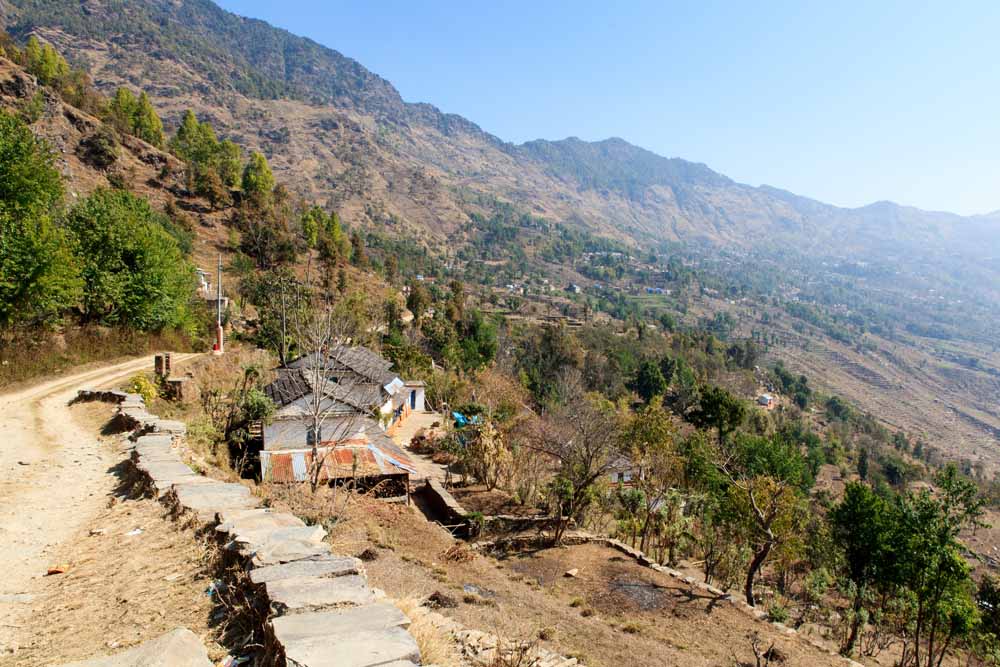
<box><xmin>0</xmin><ymin>354</ymin><xmax>197</xmax><ymax>656</ymax></box>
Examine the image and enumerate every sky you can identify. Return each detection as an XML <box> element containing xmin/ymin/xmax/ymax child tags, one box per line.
<box><xmin>216</xmin><ymin>0</ymin><xmax>1000</xmax><ymax>215</ymax></box>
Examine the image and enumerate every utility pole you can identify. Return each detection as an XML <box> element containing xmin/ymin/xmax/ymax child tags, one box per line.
<box><xmin>213</xmin><ymin>253</ymin><xmax>225</xmax><ymax>355</ymax></box>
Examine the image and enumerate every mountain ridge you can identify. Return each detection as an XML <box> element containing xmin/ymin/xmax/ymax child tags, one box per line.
<box><xmin>4</xmin><ymin>0</ymin><xmax>999</xmax><ymax>268</ymax></box>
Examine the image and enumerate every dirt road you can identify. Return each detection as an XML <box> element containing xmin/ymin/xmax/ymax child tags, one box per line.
<box><xmin>0</xmin><ymin>355</ymin><xmax>197</xmax><ymax>655</ymax></box>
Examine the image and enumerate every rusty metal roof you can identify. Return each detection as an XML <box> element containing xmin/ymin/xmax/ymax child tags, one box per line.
<box><xmin>260</xmin><ymin>440</ymin><xmax>416</xmax><ymax>484</ymax></box>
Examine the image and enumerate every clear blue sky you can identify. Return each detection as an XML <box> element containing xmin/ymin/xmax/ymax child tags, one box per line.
<box><xmin>217</xmin><ymin>0</ymin><xmax>1000</xmax><ymax>215</ymax></box>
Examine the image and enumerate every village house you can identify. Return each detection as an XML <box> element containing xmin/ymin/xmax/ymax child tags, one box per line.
<box><xmin>257</xmin><ymin>345</ymin><xmax>422</xmax><ymax>495</ymax></box>
<box><xmin>757</xmin><ymin>393</ymin><xmax>776</xmax><ymax>410</ymax></box>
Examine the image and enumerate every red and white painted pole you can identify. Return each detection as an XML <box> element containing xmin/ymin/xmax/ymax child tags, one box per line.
<box><xmin>213</xmin><ymin>253</ymin><xmax>225</xmax><ymax>355</ymax></box>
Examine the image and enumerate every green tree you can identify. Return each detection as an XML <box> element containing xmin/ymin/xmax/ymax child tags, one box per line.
<box><xmin>65</xmin><ymin>189</ymin><xmax>194</xmax><ymax>330</ymax></box>
<box><xmin>385</xmin><ymin>255</ymin><xmax>399</xmax><ymax>285</ymax></box>
<box><xmin>0</xmin><ymin>213</ymin><xmax>81</xmax><ymax>328</ymax></box>
<box><xmin>406</xmin><ymin>280</ymin><xmax>431</xmax><ymax>322</ymax></box>
<box><xmin>857</xmin><ymin>447</ymin><xmax>869</xmax><ymax>481</ymax></box>
<box><xmin>216</xmin><ymin>139</ymin><xmax>242</xmax><ymax>188</ymax></box>
<box><xmin>625</xmin><ymin>397</ymin><xmax>682</xmax><ymax>555</ymax></box>
<box><xmin>300</xmin><ymin>207</ymin><xmax>322</xmax><ymax>248</ymax></box>
<box><xmin>0</xmin><ymin>110</ymin><xmax>81</xmax><ymax>328</ymax></box>
<box><xmin>132</xmin><ymin>91</ymin><xmax>164</xmax><ymax>147</ymax></box>
<box><xmin>458</xmin><ymin>309</ymin><xmax>497</xmax><ymax>371</ymax></box>
<box><xmin>689</xmin><ymin>385</ymin><xmax>747</xmax><ymax>445</ymax></box>
<box><xmin>831</xmin><ymin>481</ymin><xmax>891</xmax><ymax>656</ymax></box>
<box><xmin>24</xmin><ymin>36</ymin><xmax>68</xmax><ymax>86</ymax></box>
<box><xmin>170</xmin><ymin>110</ymin><xmax>207</xmax><ymax>163</ymax></box>
<box><xmin>634</xmin><ymin>359</ymin><xmax>668</xmax><ymax>403</ymax></box>
<box><xmin>241</xmin><ymin>151</ymin><xmax>275</xmax><ymax>207</ymax></box>
<box><xmin>108</xmin><ymin>88</ymin><xmax>137</xmax><ymax>134</ymax></box>
<box><xmin>517</xmin><ymin>324</ymin><xmax>584</xmax><ymax>405</ymax></box>
<box><xmin>717</xmin><ymin>433</ymin><xmax>809</xmax><ymax>606</ymax></box>
<box><xmin>890</xmin><ymin>467</ymin><xmax>984</xmax><ymax>667</ymax></box>
<box><xmin>350</xmin><ymin>230</ymin><xmax>368</xmax><ymax>268</ymax></box>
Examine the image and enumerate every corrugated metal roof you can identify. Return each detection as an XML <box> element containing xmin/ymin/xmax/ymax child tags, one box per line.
<box><xmin>261</xmin><ymin>439</ymin><xmax>416</xmax><ymax>484</ymax></box>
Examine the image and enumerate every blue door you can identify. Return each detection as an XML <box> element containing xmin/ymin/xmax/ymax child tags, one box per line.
<box><xmin>410</xmin><ymin>390</ymin><xmax>416</xmax><ymax>409</ymax></box>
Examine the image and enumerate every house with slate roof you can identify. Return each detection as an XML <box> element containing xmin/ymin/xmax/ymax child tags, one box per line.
<box><xmin>257</xmin><ymin>345</ymin><xmax>423</xmax><ymax>494</ymax></box>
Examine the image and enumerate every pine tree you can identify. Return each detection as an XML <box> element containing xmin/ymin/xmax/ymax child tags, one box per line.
<box><xmin>350</xmin><ymin>231</ymin><xmax>368</xmax><ymax>268</ymax></box>
<box><xmin>241</xmin><ymin>151</ymin><xmax>274</xmax><ymax>207</ymax></box>
<box><xmin>170</xmin><ymin>110</ymin><xmax>199</xmax><ymax>159</ymax></box>
<box><xmin>216</xmin><ymin>139</ymin><xmax>242</xmax><ymax>187</ymax></box>
<box><xmin>24</xmin><ymin>37</ymin><xmax>69</xmax><ymax>87</ymax></box>
<box><xmin>132</xmin><ymin>92</ymin><xmax>164</xmax><ymax>147</ymax></box>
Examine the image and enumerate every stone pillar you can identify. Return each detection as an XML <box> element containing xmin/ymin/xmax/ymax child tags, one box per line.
<box><xmin>154</xmin><ymin>352</ymin><xmax>172</xmax><ymax>379</ymax></box>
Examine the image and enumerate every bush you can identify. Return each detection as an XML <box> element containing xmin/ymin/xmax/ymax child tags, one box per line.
<box><xmin>126</xmin><ymin>373</ymin><xmax>158</xmax><ymax>403</ymax></box>
<box><xmin>766</xmin><ymin>602</ymin><xmax>789</xmax><ymax>624</ymax></box>
<box><xmin>77</xmin><ymin>126</ymin><xmax>120</xmax><ymax>169</ymax></box>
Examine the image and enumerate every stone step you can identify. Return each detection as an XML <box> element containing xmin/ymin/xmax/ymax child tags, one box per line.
<box><xmin>270</xmin><ymin>601</ymin><xmax>410</xmax><ymax>642</ymax></box>
<box><xmin>266</xmin><ymin>574</ymin><xmax>375</xmax><ymax>614</ymax></box>
<box><xmin>171</xmin><ymin>482</ymin><xmax>260</xmax><ymax>521</ymax></box>
<box><xmin>215</xmin><ymin>508</ymin><xmax>306</xmax><ymax>536</ymax></box>
<box><xmin>250</xmin><ymin>537</ymin><xmax>332</xmax><ymax>567</ymax></box>
<box><xmin>137</xmin><ymin>460</ymin><xmax>200</xmax><ymax>489</ymax></box>
<box><xmin>281</xmin><ymin>626</ymin><xmax>420</xmax><ymax>667</ymax></box>
<box><xmin>152</xmin><ymin>419</ymin><xmax>187</xmax><ymax>435</ymax></box>
<box><xmin>230</xmin><ymin>525</ymin><xmax>327</xmax><ymax>555</ymax></box>
<box><xmin>250</xmin><ymin>555</ymin><xmax>362</xmax><ymax>584</ymax></box>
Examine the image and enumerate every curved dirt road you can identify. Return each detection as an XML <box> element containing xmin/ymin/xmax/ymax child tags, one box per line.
<box><xmin>0</xmin><ymin>355</ymin><xmax>197</xmax><ymax>654</ymax></box>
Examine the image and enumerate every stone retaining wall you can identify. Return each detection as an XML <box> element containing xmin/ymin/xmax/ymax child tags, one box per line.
<box><xmin>420</xmin><ymin>479</ymin><xmax>470</xmax><ymax>530</ymax></box>
<box><xmin>79</xmin><ymin>388</ymin><xmax>424</xmax><ymax>667</ymax></box>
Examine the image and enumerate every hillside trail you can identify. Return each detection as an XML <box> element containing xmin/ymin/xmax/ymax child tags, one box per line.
<box><xmin>0</xmin><ymin>354</ymin><xmax>198</xmax><ymax>655</ymax></box>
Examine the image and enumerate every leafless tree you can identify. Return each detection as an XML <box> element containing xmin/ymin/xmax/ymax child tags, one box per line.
<box><xmin>524</xmin><ymin>370</ymin><xmax>623</xmax><ymax>544</ymax></box>
<box><xmin>291</xmin><ymin>288</ymin><xmax>387</xmax><ymax>493</ymax></box>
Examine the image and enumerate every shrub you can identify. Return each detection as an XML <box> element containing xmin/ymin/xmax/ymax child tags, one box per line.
<box><xmin>127</xmin><ymin>373</ymin><xmax>158</xmax><ymax>403</ymax></box>
<box><xmin>620</xmin><ymin>621</ymin><xmax>642</xmax><ymax>635</ymax></box>
<box><xmin>766</xmin><ymin>602</ymin><xmax>789</xmax><ymax>624</ymax></box>
<box><xmin>77</xmin><ymin>126</ymin><xmax>120</xmax><ymax>169</ymax></box>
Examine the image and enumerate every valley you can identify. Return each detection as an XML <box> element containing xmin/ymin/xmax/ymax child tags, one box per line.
<box><xmin>1</xmin><ymin>3</ymin><xmax>1000</xmax><ymax>666</ymax></box>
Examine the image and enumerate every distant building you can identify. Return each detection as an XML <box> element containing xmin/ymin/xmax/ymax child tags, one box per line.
<box><xmin>757</xmin><ymin>394</ymin><xmax>776</xmax><ymax>410</ymax></box>
<box><xmin>567</xmin><ymin>283</ymin><xmax>582</xmax><ymax>294</ymax></box>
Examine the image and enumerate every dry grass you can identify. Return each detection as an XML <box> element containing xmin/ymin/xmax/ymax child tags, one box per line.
<box><xmin>320</xmin><ymin>495</ymin><xmax>844</xmax><ymax>667</ymax></box>
<box><xmin>394</xmin><ymin>598</ymin><xmax>463</xmax><ymax>667</ymax></box>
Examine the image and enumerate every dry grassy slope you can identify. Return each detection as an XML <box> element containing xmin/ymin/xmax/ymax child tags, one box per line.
<box><xmin>761</xmin><ymin>309</ymin><xmax>1000</xmax><ymax>471</ymax></box>
<box><xmin>23</xmin><ymin>25</ymin><xmax>826</xmax><ymax>255</ymax></box>
<box><xmin>5</xmin><ymin>0</ymin><xmax>1000</xmax><ymax>269</ymax></box>
<box><xmin>0</xmin><ymin>56</ymin><xmax>232</xmax><ymax>272</ymax></box>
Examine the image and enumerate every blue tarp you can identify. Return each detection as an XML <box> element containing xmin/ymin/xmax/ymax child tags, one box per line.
<box><xmin>451</xmin><ymin>412</ymin><xmax>482</xmax><ymax>428</ymax></box>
